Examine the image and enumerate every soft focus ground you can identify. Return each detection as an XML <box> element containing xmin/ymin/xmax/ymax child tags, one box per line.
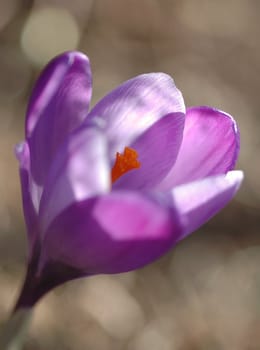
<box><xmin>0</xmin><ymin>1</ymin><xmax>259</xmax><ymax>349</ymax></box>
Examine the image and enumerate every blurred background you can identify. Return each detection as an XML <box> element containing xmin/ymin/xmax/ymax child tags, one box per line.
<box><xmin>0</xmin><ymin>0</ymin><xmax>259</xmax><ymax>349</ymax></box>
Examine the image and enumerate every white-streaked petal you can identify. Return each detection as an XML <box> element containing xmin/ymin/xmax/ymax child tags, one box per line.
<box><xmin>87</xmin><ymin>73</ymin><xmax>185</xmax><ymax>160</ymax></box>
<box><xmin>39</xmin><ymin>126</ymin><xmax>110</xmax><ymax>233</ymax></box>
<box><xmin>170</xmin><ymin>170</ymin><xmax>243</xmax><ymax>241</ymax></box>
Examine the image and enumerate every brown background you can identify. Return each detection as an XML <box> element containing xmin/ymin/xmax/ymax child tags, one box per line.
<box><xmin>0</xmin><ymin>1</ymin><xmax>259</xmax><ymax>349</ymax></box>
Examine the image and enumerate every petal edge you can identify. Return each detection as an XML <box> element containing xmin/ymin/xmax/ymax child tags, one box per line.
<box><xmin>170</xmin><ymin>170</ymin><xmax>243</xmax><ymax>242</ymax></box>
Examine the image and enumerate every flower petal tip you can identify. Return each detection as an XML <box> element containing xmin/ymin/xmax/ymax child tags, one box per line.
<box><xmin>65</xmin><ymin>51</ymin><xmax>91</xmax><ymax>69</ymax></box>
<box><xmin>50</xmin><ymin>51</ymin><xmax>90</xmax><ymax>69</ymax></box>
<box><xmin>226</xmin><ymin>170</ymin><xmax>244</xmax><ymax>188</ymax></box>
<box><xmin>15</xmin><ymin>141</ymin><xmax>26</xmax><ymax>160</ymax></box>
<box><xmin>14</xmin><ymin>141</ymin><xmax>29</xmax><ymax>167</ymax></box>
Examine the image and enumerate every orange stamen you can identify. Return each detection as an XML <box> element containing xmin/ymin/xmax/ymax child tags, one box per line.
<box><xmin>111</xmin><ymin>147</ymin><xmax>141</xmax><ymax>183</ymax></box>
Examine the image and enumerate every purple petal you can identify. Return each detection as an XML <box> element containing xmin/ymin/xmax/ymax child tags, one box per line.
<box><xmin>113</xmin><ymin>112</ymin><xmax>184</xmax><ymax>190</ymax></box>
<box><xmin>39</xmin><ymin>126</ymin><xmax>110</xmax><ymax>232</ymax></box>
<box><xmin>87</xmin><ymin>73</ymin><xmax>185</xmax><ymax>160</ymax></box>
<box><xmin>40</xmin><ymin>191</ymin><xmax>181</xmax><ymax>274</ymax></box>
<box><xmin>157</xmin><ymin>106</ymin><xmax>240</xmax><ymax>190</ymax></box>
<box><xmin>26</xmin><ymin>51</ymin><xmax>92</xmax><ymax>185</ymax></box>
<box><xmin>170</xmin><ymin>170</ymin><xmax>243</xmax><ymax>242</ymax></box>
<box><xmin>15</xmin><ymin>141</ymin><xmax>38</xmax><ymax>253</ymax></box>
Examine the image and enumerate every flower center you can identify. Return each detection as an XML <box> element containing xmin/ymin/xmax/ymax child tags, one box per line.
<box><xmin>111</xmin><ymin>147</ymin><xmax>141</xmax><ymax>183</ymax></box>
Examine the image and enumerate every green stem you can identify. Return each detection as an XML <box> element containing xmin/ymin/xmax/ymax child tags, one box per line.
<box><xmin>0</xmin><ymin>308</ymin><xmax>32</xmax><ymax>350</ymax></box>
<box><xmin>0</xmin><ymin>244</ymin><xmax>83</xmax><ymax>349</ymax></box>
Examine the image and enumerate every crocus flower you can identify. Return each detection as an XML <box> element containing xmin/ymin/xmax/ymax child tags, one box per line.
<box><xmin>15</xmin><ymin>51</ymin><xmax>242</xmax><ymax>307</ymax></box>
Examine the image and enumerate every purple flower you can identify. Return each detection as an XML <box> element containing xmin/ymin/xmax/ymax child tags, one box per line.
<box><xmin>15</xmin><ymin>51</ymin><xmax>242</xmax><ymax>304</ymax></box>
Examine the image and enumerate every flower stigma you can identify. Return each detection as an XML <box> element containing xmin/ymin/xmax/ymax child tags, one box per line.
<box><xmin>111</xmin><ymin>147</ymin><xmax>141</xmax><ymax>183</ymax></box>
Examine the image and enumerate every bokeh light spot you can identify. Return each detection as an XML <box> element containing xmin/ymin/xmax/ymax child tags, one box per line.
<box><xmin>21</xmin><ymin>6</ymin><xmax>80</xmax><ymax>67</ymax></box>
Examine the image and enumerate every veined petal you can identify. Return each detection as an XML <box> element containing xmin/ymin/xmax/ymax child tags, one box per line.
<box><xmin>26</xmin><ymin>51</ymin><xmax>92</xmax><ymax>186</ymax></box>
<box><xmin>113</xmin><ymin>112</ymin><xmax>184</xmax><ymax>190</ymax></box>
<box><xmin>87</xmin><ymin>73</ymin><xmax>185</xmax><ymax>159</ymax></box>
<box><xmin>39</xmin><ymin>126</ymin><xmax>110</xmax><ymax>233</ymax></box>
<box><xmin>15</xmin><ymin>141</ymin><xmax>38</xmax><ymax>253</ymax></box>
<box><xmin>157</xmin><ymin>106</ymin><xmax>240</xmax><ymax>190</ymax></box>
<box><xmin>41</xmin><ymin>191</ymin><xmax>181</xmax><ymax>274</ymax></box>
<box><xmin>170</xmin><ymin>170</ymin><xmax>243</xmax><ymax>242</ymax></box>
